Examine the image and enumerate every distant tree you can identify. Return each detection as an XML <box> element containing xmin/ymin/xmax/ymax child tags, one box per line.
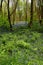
<box><xmin>12</xmin><ymin>0</ymin><xmax>16</xmax><ymax>25</ymax></box>
<box><xmin>37</xmin><ymin>0</ymin><xmax>43</xmax><ymax>25</ymax></box>
<box><xmin>10</xmin><ymin>0</ymin><xmax>18</xmax><ymax>24</ymax></box>
<box><xmin>17</xmin><ymin>1</ymin><xmax>22</xmax><ymax>21</ymax></box>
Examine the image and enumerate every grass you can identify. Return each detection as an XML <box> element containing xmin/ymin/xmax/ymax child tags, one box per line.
<box><xmin>0</xmin><ymin>25</ymin><xmax>43</xmax><ymax>65</ymax></box>
<box><xmin>0</xmin><ymin>16</ymin><xmax>43</xmax><ymax>65</ymax></box>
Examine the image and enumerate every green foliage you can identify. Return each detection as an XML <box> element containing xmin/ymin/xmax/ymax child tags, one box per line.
<box><xmin>0</xmin><ymin>1</ymin><xmax>43</xmax><ymax>64</ymax></box>
<box><xmin>16</xmin><ymin>40</ymin><xmax>31</xmax><ymax>49</ymax></box>
<box><xmin>0</xmin><ymin>24</ymin><xmax>43</xmax><ymax>65</ymax></box>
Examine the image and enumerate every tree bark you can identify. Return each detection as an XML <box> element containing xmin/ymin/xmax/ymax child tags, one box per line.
<box><xmin>39</xmin><ymin>0</ymin><xmax>42</xmax><ymax>25</ymax></box>
<box><xmin>0</xmin><ymin>0</ymin><xmax>3</xmax><ymax>11</ymax></box>
<box><xmin>29</xmin><ymin>0</ymin><xmax>33</xmax><ymax>27</ymax></box>
<box><xmin>41</xmin><ymin>0</ymin><xmax>43</xmax><ymax>23</ymax></box>
<box><xmin>25</xmin><ymin>0</ymin><xmax>27</xmax><ymax>21</ymax></box>
<box><xmin>8</xmin><ymin>0</ymin><xmax>12</xmax><ymax>31</ymax></box>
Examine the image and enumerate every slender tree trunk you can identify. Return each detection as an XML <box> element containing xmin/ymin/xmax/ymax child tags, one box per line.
<box><xmin>12</xmin><ymin>11</ymin><xmax>16</xmax><ymax>25</ymax></box>
<box><xmin>0</xmin><ymin>0</ymin><xmax>3</xmax><ymax>11</ymax></box>
<box><xmin>41</xmin><ymin>0</ymin><xmax>43</xmax><ymax>23</ymax></box>
<box><xmin>25</xmin><ymin>0</ymin><xmax>27</xmax><ymax>21</ymax></box>
<box><xmin>12</xmin><ymin>0</ymin><xmax>15</xmax><ymax>25</ymax></box>
<box><xmin>39</xmin><ymin>0</ymin><xmax>42</xmax><ymax>25</ymax></box>
<box><xmin>0</xmin><ymin>0</ymin><xmax>2</xmax><ymax>10</ymax></box>
<box><xmin>18</xmin><ymin>5</ymin><xmax>22</xmax><ymax>21</ymax></box>
<box><xmin>8</xmin><ymin>0</ymin><xmax>12</xmax><ymax>31</ymax></box>
<box><xmin>11</xmin><ymin>0</ymin><xmax>18</xmax><ymax>25</ymax></box>
<box><xmin>29</xmin><ymin>0</ymin><xmax>33</xmax><ymax>27</ymax></box>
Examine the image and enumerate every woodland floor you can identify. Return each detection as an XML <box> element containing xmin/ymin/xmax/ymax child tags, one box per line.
<box><xmin>0</xmin><ymin>22</ymin><xmax>43</xmax><ymax>65</ymax></box>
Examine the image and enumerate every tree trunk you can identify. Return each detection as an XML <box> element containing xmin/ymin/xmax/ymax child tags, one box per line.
<box><xmin>8</xmin><ymin>0</ymin><xmax>12</xmax><ymax>31</ymax></box>
<box><xmin>29</xmin><ymin>0</ymin><xmax>33</xmax><ymax>27</ymax></box>
<box><xmin>25</xmin><ymin>0</ymin><xmax>27</xmax><ymax>21</ymax></box>
<box><xmin>0</xmin><ymin>0</ymin><xmax>3</xmax><ymax>11</ymax></box>
<box><xmin>39</xmin><ymin>0</ymin><xmax>42</xmax><ymax>25</ymax></box>
<box><xmin>18</xmin><ymin>5</ymin><xmax>22</xmax><ymax>21</ymax></box>
<box><xmin>41</xmin><ymin>0</ymin><xmax>43</xmax><ymax>23</ymax></box>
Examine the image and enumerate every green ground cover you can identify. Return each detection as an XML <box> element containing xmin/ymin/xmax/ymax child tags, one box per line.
<box><xmin>0</xmin><ymin>15</ymin><xmax>43</xmax><ymax>65</ymax></box>
<box><xmin>0</xmin><ymin>25</ymin><xmax>43</xmax><ymax>65</ymax></box>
